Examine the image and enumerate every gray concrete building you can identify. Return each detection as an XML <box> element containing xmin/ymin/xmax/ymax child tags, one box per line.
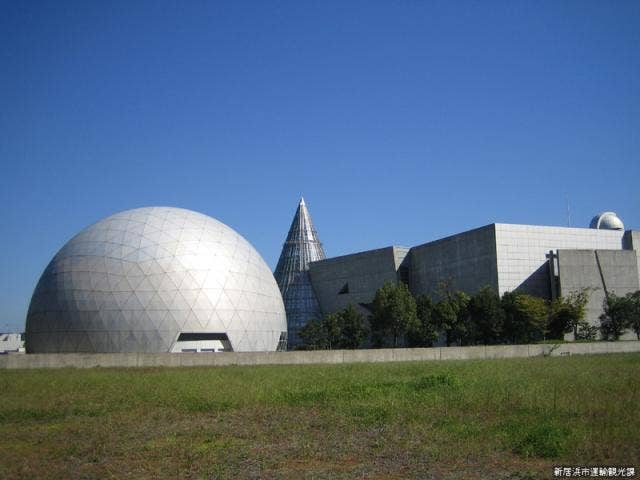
<box><xmin>556</xmin><ymin>249</ymin><xmax>639</xmax><ymax>338</ymax></box>
<box><xmin>409</xmin><ymin>224</ymin><xmax>499</xmax><ymax>297</ymax></box>
<box><xmin>308</xmin><ymin>213</ymin><xmax>639</xmax><ymax>341</ymax></box>
<box><xmin>308</xmin><ymin>246</ymin><xmax>409</xmax><ymax>317</ymax></box>
<box><xmin>0</xmin><ymin>333</ymin><xmax>25</xmax><ymax>354</ymax></box>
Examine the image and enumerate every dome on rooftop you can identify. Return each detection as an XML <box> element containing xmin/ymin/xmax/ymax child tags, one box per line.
<box><xmin>589</xmin><ymin>212</ymin><xmax>624</xmax><ymax>231</ymax></box>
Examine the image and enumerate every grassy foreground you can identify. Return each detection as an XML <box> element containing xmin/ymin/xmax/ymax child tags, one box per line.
<box><xmin>1</xmin><ymin>354</ymin><xmax>638</xmax><ymax>479</ymax></box>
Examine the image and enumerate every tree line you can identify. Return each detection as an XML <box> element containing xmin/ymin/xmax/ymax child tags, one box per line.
<box><xmin>298</xmin><ymin>282</ymin><xmax>640</xmax><ymax>350</ymax></box>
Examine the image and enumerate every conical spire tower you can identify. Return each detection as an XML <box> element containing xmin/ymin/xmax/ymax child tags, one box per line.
<box><xmin>274</xmin><ymin>197</ymin><xmax>326</xmax><ymax>349</ymax></box>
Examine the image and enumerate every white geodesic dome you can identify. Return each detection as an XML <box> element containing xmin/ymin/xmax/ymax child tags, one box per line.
<box><xmin>26</xmin><ymin>207</ymin><xmax>287</xmax><ymax>353</ymax></box>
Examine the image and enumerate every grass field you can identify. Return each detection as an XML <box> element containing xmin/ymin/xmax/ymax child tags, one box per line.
<box><xmin>1</xmin><ymin>353</ymin><xmax>638</xmax><ymax>479</ymax></box>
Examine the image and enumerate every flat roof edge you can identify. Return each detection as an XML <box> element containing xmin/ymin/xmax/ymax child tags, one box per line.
<box><xmin>310</xmin><ymin>245</ymin><xmax>409</xmax><ymax>266</ymax></box>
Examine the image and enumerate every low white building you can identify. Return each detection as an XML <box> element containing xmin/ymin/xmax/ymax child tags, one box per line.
<box><xmin>0</xmin><ymin>333</ymin><xmax>25</xmax><ymax>354</ymax></box>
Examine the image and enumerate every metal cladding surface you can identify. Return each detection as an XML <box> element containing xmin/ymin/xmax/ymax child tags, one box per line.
<box><xmin>589</xmin><ymin>212</ymin><xmax>625</xmax><ymax>231</ymax></box>
<box><xmin>26</xmin><ymin>207</ymin><xmax>287</xmax><ymax>353</ymax></box>
<box><xmin>274</xmin><ymin>197</ymin><xmax>326</xmax><ymax>348</ymax></box>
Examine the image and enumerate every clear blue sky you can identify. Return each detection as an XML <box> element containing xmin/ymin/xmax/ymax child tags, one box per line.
<box><xmin>1</xmin><ymin>1</ymin><xmax>639</xmax><ymax>332</ymax></box>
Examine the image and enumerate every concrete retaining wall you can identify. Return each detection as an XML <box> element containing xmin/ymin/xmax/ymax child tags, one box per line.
<box><xmin>1</xmin><ymin>341</ymin><xmax>638</xmax><ymax>369</ymax></box>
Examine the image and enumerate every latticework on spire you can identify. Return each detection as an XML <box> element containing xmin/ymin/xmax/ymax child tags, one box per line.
<box><xmin>274</xmin><ymin>197</ymin><xmax>325</xmax><ymax>349</ymax></box>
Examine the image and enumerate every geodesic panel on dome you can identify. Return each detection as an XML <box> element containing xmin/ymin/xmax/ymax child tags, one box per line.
<box><xmin>26</xmin><ymin>207</ymin><xmax>287</xmax><ymax>353</ymax></box>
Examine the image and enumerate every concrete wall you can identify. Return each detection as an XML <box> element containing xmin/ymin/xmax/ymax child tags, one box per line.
<box><xmin>623</xmin><ymin>231</ymin><xmax>640</xmax><ymax>277</ymax></box>
<box><xmin>623</xmin><ymin>230</ymin><xmax>640</xmax><ymax>250</ymax></box>
<box><xmin>1</xmin><ymin>341</ymin><xmax>638</xmax><ymax>369</ymax></box>
<box><xmin>495</xmin><ymin>224</ymin><xmax>624</xmax><ymax>299</ymax></box>
<box><xmin>557</xmin><ymin>249</ymin><xmax>639</xmax><ymax>340</ymax></box>
<box><xmin>308</xmin><ymin>246</ymin><xmax>407</xmax><ymax>316</ymax></box>
<box><xmin>409</xmin><ymin>224</ymin><xmax>499</xmax><ymax>297</ymax></box>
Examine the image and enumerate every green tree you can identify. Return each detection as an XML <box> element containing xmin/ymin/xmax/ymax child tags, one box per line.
<box><xmin>502</xmin><ymin>292</ymin><xmax>548</xmax><ymax>344</ymax></box>
<box><xmin>337</xmin><ymin>304</ymin><xmax>367</xmax><ymax>348</ymax></box>
<box><xmin>448</xmin><ymin>291</ymin><xmax>471</xmax><ymax>345</ymax></box>
<box><xmin>576</xmin><ymin>322</ymin><xmax>599</xmax><ymax>341</ymax></box>
<box><xmin>370</xmin><ymin>282</ymin><xmax>418</xmax><ymax>347</ymax></box>
<box><xmin>600</xmin><ymin>291</ymin><xmax>640</xmax><ymax>340</ymax></box>
<box><xmin>407</xmin><ymin>294</ymin><xmax>439</xmax><ymax>347</ymax></box>
<box><xmin>431</xmin><ymin>287</ymin><xmax>470</xmax><ymax>346</ymax></box>
<box><xmin>431</xmin><ymin>296</ymin><xmax>456</xmax><ymax>346</ymax></box>
<box><xmin>323</xmin><ymin>312</ymin><xmax>342</xmax><ymax>349</ymax></box>
<box><xmin>626</xmin><ymin>291</ymin><xmax>640</xmax><ymax>340</ymax></box>
<box><xmin>548</xmin><ymin>289</ymin><xmax>589</xmax><ymax>340</ymax></box>
<box><xmin>298</xmin><ymin>318</ymin><xmax>328</xmax><ymax>350</ymax></box>
<box><xmin>298</xmin><ymin>305</ymin><xmax>367</xmax><ymax>350</ymax></box>
<box><xmin>467</xmin><ymin>286</ymin><xmax>504</xmax><ymax>345</ymax></box>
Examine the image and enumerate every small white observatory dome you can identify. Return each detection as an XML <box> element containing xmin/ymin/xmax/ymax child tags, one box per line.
<box><xmin>589</xmin><ymin>212</ymin><xmax>625</xmax><ymax>231</ymax></box>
